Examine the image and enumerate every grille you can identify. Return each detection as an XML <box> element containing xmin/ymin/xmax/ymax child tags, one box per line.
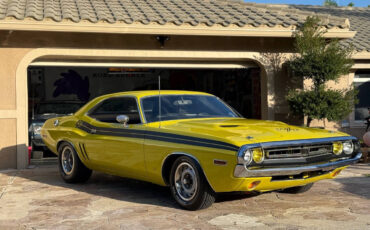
<box><xmin>265</xmin><ymin>144</ymin><xmax>332</xmax><ymax>159</ymax></box>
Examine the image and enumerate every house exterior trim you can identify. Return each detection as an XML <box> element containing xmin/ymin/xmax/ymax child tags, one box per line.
<box><xmin>0</xmin><ymin>20</ymin><xmax>356</xmax><ymax>38</ymax></box>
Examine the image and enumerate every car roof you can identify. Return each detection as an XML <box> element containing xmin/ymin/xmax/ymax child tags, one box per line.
<box><xmin>98</xmin><ymin>90</ymin><xmax>212</xmax><ymax>99</ymax></box>
<box><xmin>38</xmin><ymin>101</ymin><xmax>85</xmax><ymax>104</ymax></box>
<box><xmin>75</xmin><ymin>90</ymin><xmax>214</xmax><ymax>116</ymax></box>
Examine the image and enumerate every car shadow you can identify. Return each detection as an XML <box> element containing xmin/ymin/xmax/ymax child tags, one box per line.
<box><xmin>216</xmin><ymin>191</ymin><xmax>260</xmax><ymax>203</ymax></box>
<box><xmin>333</xmin><ymin>176</ymin><xmax>370</xmax><ymax>200</ymax></box>
<box><xmin>0</xmin><ymin>165</ymin><xmax>261</xmax><ymax>210</ymax></box>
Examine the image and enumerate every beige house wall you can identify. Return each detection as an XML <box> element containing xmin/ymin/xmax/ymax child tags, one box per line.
<box><xmin>0</xmin><ymin>31</ymin><xmax>297</xmax><ymax>169</ymax></box>
<box><xmin>0</xmin><ymin>48</ymin><xmax>31</xmax><ymax>109</ymax></box>
<box><xmin>305</xmin><ymin>73</ymin><xmax>352</xmax><ymax>130</ymax></box>
<box><xmin>303</xmin><ymin>61</ymin><xmax>370</xmax><ymax>140</ymax></box>
<box><xmin>0</xmin><ymin>48</ymin><xmax>31</xmax><ymax>169</ymax></box>
<box><xmin>0</xmin><ymin>30</ymin><xmax>365</xmax><ymax>169</ymax></box>
<box><xmin>0</xmin><ymin>119</ymin><xmax>17</xmax><ymax>169</ymax></box>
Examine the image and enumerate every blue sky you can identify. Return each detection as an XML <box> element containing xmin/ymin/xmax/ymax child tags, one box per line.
<box><xmin>248</xmin><ymin>0</ymin><xmax>369</xmax><ymax>7</ymax></box>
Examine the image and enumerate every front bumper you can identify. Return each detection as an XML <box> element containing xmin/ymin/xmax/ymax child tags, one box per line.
<box><xmin>31</xmin><ymin>137</ymin><xmax>46</xmax><ymax>147</ymax></box>
<box><xmin>234</xmin><ymin>153</ymin><xmax>362</xmax><ymax>178</ymax></box>
<box><xmin>234</xmin><ymin>166</ymin><xmax>347</xmax><ymax>192</ymax></box>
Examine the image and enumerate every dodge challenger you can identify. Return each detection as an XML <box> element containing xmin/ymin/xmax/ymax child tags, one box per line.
<box><xmin>41</xmin><ymin>90</ymin><xmax>361</xmax><ymax>210</ymax></box>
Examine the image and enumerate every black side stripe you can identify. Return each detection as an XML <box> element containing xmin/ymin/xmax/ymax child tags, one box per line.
<box><xmin>95</xmin><ymin>129</ymin><xmax>238</xmax><ymax>151</ymax></box>
<box><xmin>95</xmin><ymin>128</ymin><xmax>239</xmax><ymax>151</ymax></box>
<box><xmin>75</xmin><ymin>121</ymin><xmax>239</xmax><ymax>151</ymax></box>
<box><xmin>78</xmin><ymin>120</ymin><xmax>237</xmax><ymax>149</ymax></box>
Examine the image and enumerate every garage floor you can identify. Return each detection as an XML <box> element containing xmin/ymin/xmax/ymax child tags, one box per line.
<box><xmin>0</xmin><ymin>164</ymin><xmax>369</xmax><ymax>230</ymax></box>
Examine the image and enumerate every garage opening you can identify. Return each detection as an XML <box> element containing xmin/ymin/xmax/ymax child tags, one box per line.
<box><xmin>27</xmin><ymin>64</ymin><xmax>261</xmax><ymax>160</ymax></box>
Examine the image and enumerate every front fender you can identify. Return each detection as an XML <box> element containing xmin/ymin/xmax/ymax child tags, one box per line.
<box><xmin>160</xmin><ymin>150</ymin><xmax>240</xmax><ymax>193</ymax></box>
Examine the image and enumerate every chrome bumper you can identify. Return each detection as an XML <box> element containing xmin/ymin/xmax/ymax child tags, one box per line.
<box><xmin>234</xmin><ymin>153</ymin><xmax>362</xmax><ymax>178</ymax></box>
<box><xmin>31</xmin><ymin>138</ymin><xmax>46</xmax><ymax>146</ymax></box>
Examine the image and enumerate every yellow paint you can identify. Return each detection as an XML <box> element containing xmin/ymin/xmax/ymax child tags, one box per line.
<box><xmin>235</xmin><ymin>167</ymin><xmax>347</xmax><ymax>192</ymax></box>
<box><xmin>41</xmin><ymin>90</ymin><xmax>351</xmax><ymax>192</ymax></box>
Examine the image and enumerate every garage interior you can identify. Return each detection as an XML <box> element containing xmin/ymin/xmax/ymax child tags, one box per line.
<box><xmin>27</xmin><ymin>64</ymin><xmax>261</xmax><ymax>161</ymax></box>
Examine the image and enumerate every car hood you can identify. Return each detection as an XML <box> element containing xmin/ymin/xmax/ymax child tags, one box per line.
<box><xmin>157</xmin><ymin>118</ymin><xmax>349</xmax><ymax>147</ymax></box>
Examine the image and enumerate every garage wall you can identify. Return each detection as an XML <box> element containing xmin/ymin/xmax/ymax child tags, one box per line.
<box><xmin>0</xmin><ymin>31</ymin><xmax>296</xmax><ymax>52</ymax></box>
<box><xmin>0</xmin><ymin>119</ymin><xmax>17</xmax><ymax>169</ymax></box>
<box><xmin>0</xmin><ymin>48</ymin><xmax>31</xmax><ymax>169</ymax></box>
<box><xmin>0</xmin><ymin>48</ymin><xmax>31</xmax><ymax>109</ymax></box>
<box><xmin>0</xmin><ymin>31</ymin><xmax>298</xmax><ymax>169</ymax></box>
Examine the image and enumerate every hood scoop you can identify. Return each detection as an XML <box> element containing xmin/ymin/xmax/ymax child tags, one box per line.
<box><xmin>219</xmin><ymin>125</ymin><xmax>240</xmax><ymax>128</ymax></box>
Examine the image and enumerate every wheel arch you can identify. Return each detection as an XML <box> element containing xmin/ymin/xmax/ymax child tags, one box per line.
<box><xmin>57</xmin><ymin>139</ymin><xmax>78</xmax><ymax>155</ymax></box>
<box><xmin>56</xmin><ymin>139</ymin><xmax>92</xmax><ymax>168</ymax></box>
<box><xmin>161</xmin><ymin>152</ymin><xmax>215</xmax><ymax>192</ymax></box>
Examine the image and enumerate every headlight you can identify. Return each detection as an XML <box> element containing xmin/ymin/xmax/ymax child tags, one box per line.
<box><xmin>243</xmin><ymin>149</ymin><xmax>252</xmax><ymax>164</ymax></box>
<box><xmin>252</xmin><ymin>148</ymin><xmax>264</xmax><ymax>163</ymax></box>
<box><xmin>32</xmin><ymin>124</ymin><xmax>43</xmax><ymax>135</ymax></box>
<box><xmin>241</xmin><ymin>148</ymin><xmax>264</xmax><ymax>165</ymax></box>
<box><xmin>332</xmin><ymin>142</ymin><xmax>343</xmax><ymax>155</ymax></box>
<box><xmin>343</xmin><ymin>141</ymin><xmax>354</xmax><ymax>155</ymax></box>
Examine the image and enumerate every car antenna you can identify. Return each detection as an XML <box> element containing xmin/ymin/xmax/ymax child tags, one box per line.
<box><xmin>158</xmin><ymin>74</ymin><xmax>161</xmax><ymax>128</ymax></box>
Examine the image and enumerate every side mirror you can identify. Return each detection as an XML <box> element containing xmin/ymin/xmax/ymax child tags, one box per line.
<box><xmin>116</xmin><ymin>115</ymin><xmax>129</xmax><ymax>127</ymax></box>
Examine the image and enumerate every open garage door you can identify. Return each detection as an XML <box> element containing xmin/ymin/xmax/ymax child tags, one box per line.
<box><xmin>27</xmin><ymin>61</ymin><xmax>261</xmax><ymax>160</ymax></box>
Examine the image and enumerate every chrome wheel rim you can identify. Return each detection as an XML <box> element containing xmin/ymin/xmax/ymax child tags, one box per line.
<box><xmin>61</xmin><ymin>146</ymin><xmax>74</xmax><ymax>175</ymax></box>
<box><xmin>174</xmin><ymin>162</ymin><xmax>198</xmax><ymax>201</ymax></box>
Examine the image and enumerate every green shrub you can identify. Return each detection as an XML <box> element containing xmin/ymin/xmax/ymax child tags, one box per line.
<box><xmin>286</xmin><ymin>16</ymin><xmax>357</xmax><ymax>127</ymax></box>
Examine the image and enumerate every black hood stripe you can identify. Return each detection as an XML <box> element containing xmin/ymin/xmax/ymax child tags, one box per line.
<box><xmin>76</xmin><ymin>120</ymin><xmax>239</xmax><ymax>151</ymax></box>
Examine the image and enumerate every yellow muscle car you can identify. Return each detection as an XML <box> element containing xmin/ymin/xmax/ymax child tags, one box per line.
<box><xmin>41</xmin><ymin>90</ymin><xmax>362</xmax><ymax>210</ymax></box>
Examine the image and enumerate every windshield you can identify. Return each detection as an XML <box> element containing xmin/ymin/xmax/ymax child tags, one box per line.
<box><xmin>37</xmin><ymin>103</ymin><xmax>83</xmax><ymax>115</ymax></box>
<box><xmin>141</xmin><ymin>95</ymin><xmax>239</xmax><ymax>123</ymax></box>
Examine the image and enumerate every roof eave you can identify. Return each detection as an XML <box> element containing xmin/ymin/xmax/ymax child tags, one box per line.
<box><xmin>352</xmin><ymin>51</ymin><xmax>370</xmax><ymax>60</ymax></box>
<box><xmin>0</xmin><ymin>20</ymin><xmax>355</xmax><ymax>39</ymax></box>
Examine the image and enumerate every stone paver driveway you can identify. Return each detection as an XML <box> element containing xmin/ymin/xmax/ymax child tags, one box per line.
<box><xmin>0</xmin><ymin>164</ymin><xmax>369</xmax><ymax>230</ymax></box>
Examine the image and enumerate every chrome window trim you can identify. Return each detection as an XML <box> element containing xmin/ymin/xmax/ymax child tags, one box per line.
<box><xmin>85</xmin><ymin>95</ymin><xmax>144</xmax><ymax>124</ymax></box>
<box><xmin>139</xmin><ymin>94</ymin><xmax>240</xmax><ymax>124</ymax></box>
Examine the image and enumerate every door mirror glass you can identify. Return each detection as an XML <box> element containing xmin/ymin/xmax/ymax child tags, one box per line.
<box><xmin>116</xmin><ymin>115</ymin><xmax>129</xmax><ymax>127</ymax></box>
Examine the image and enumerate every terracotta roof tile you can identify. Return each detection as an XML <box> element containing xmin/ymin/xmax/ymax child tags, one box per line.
<box><xmin>0</xmin><ymin>0</ymin><xmax>348</xmax><ymax>29</ymax></box>
<box><xmin>290</xmin><ymin>5</ymin><xmax>370</xmax><ymax>52</ymax></box>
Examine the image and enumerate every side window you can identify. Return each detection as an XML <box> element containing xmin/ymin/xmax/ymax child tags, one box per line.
<box><xmin>89</xmin><ymin>97</ymin><xmax>141</xmax><ymax>124</ymax></box>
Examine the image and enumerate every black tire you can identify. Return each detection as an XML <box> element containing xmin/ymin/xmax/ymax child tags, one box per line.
<box><xmin>280</xmin><ymin>183</ymin><xmax>314</xmax><ymax>194</ymax></box>
<box><xmin>169</xmin><ymin>156</ymin><xmax>215</xmax><ymax>210</ymax></box>
<box><xmin>58</xmin><ymin>142</ymin><xmax>92</xmax><ymax>183</ymax></box>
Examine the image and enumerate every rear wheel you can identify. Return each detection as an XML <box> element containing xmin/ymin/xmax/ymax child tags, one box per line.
<box><xmin>169</xmin><ymin>156</ymin><xmax>215</xmax><ymax>210</ymax></box>
<box><xmin>58</xmin><ymin>142</ymin><xmax>92</xmax><ymax>183</ymax></box>
<box><xmin>280</xmin><ymin>183</ymin><xmax>313</xmax><ymax>194</ymax></box>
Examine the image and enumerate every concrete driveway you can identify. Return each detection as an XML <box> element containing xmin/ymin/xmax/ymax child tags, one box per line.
<box><xmin>0</xmin><ymin>164</ymin><xmax>369</xmax><ymax>230</ymax></box>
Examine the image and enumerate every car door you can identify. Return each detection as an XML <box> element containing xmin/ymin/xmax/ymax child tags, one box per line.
<box><xmin>79</xmin><ymin>96</ymin><xmax>147</xmax><ymax>180</ymax></box>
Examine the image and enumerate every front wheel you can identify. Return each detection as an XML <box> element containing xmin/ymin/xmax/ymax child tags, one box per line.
<box><xmin>169</xmin><ymin>156</ymin><xmax>215</xmax><ymax>210</ymax></box>
<box><xmin>58</xmin><ymin>142</ymin><xmax>92</xmax><ymax>183</ymax></box>
<box><xmin>280</xmin><ymin>183</ymin><xmax>314</xmax><ymax>194</ymax></box>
